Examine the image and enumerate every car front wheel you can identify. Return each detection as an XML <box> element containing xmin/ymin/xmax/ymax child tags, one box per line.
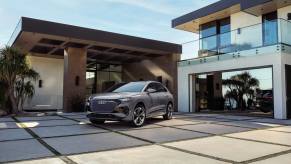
<box><xmin>131</xmin><ymin>105</ymin><xmax>146</xmax><ymax>127</ymax></box>
<box><xmin>163</xmin><ymin>103</ymin><xmax>173</xmax><ymax>120</ymax></box>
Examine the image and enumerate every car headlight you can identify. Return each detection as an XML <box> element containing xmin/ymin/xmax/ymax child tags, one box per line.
<box><xmin>119</xmin><ymin>97</ymin><xmax>131</xmax><ymax>102</ymax></box>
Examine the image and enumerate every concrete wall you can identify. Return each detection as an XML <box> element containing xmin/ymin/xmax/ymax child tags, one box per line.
<box><xmin>123</xmin><ymin>54</ymin><xmax>180</xmax><ymax>109</ymax></box>
<box><xmin>278</xmin><ymin>5</ymin><xmax>291</xmax><ymax>19</ymax></box>
<box><xmin>24</xmin><ymin>56</ymin><xmax>64</xmax><ymax>110</ymax></box>
<box><xmin>178</xmin><ymin>50</ymin><xmax>290</xmax><ymax>119</ymax></box>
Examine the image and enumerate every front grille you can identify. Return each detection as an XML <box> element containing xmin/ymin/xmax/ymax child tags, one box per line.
<box><xmin>90</xmin><ymin>99</ymin><xmax>119</xmax><ymax>113</ymax></box>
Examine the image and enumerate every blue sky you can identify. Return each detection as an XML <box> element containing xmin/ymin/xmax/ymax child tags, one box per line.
<box><xmin>0</xmin><ymin>0</ymin><xmax>217</xmax><ymax>59</ymax></box>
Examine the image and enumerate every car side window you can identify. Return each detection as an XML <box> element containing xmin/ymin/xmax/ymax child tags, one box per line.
<box><xmin>145</xmin><ymin>83</ymin><xmax>157</xmax><ymax>92</ymax></box>
<box><xmin>156</xmin><ymin>83</ymin><xmax>167</xmax><ymax>92</ymax></box>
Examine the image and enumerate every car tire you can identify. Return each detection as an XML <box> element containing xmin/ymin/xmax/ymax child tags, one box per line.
<box><xmin>131</xmin><ymin>104</ymin><xmax>146</xmax><ymax>127</ymax></box>
<box><xmin>89</xmin><ymin>119</ymin><xmax>105</xmax><ymax>124</ymax></box>
<box><xmin>163</xmin><ymin>103</ymin><xmax>173</xmax><ymax>120</ymax></box>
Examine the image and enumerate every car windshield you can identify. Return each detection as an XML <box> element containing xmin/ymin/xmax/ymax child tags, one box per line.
<box><xmin>112</xmin><ymin>82</ymin><xmax>146</xmax><ymax>93</ymax></box>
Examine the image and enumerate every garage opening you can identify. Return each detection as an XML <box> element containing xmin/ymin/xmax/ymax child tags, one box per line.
<box><xmin>193</xmin><ymin>67</ymin><xmax>273</xmax><ymax>118</ymax></box>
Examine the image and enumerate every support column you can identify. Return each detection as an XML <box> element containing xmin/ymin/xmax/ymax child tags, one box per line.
<box><xmin>273</xmin><ymin>63</ymin><xmax>287</xmax><ymax>119</ymax></box>
<box><xmin>63</xmin><ymin>47</ymin><xmax>87</xmax><ymax>112</ymax></box>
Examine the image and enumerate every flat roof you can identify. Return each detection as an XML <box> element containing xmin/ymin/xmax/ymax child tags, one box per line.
<box><xmin>172</xmin><ymin>0</ymin><xmax>240</xmax><ymax>29</ymax></box>
<box><xmin>9</xmin><ymin>17</ymin><xmax>182</xmax><ymax>64</ymax></box>
<box><xmin>172</xmin><ymin>0</ymin><xmax>290</xmax><ymax>33</ymax></box>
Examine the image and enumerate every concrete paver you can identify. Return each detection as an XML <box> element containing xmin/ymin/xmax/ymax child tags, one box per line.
<box><xmin>250</xmin><ymin>153</ymin><xmax>291</xmax><ymax>164</ymax></box>
<box><xmin>69</xmin><ymin>145</ymin><xmax>229</xmax><ymax>164</ymax></box>
<box><xmin>121</xmin><ymin>127</ymin><xmax>210</xmax><ymax>143</ymax></box>
<box><xmin>21</xmin><ymin>119</ymin><xmax>78</xmax><ymax>128</ymax></box>
<box><xmin>268</xmin><ymin>126</ymin><xmax>291</xmax><ymax>133</ymax></box>
<box><xmin>0</xmin><ymin>122</ymin><xmax>20</xmax><ymax>129</ymax></box>
<box><xmin>217</xmin><ymin>121</ymin><xmax>281</xmax><ymax>129</ymax></box>
<box><xmin>98</xmin><ymin>121</ymin><xmax>162</xmax><ymax>131</ymax></box>
<box><xmin>226</xmin><ymin>130</ymin><xmax>291</xmax><ymax>146</ymax></box>
<box><xmin>0</xmin><ymin>139</ymin><xmax>54</xmax><ymax>163</ymax></box>
<box><xmin>182</xmin><ymin>117</ymin><xmax>232</xmax><ymax>123</ymax></box>
<box><xmin>0</xmin><ymin>117</ymin><xmax>15</xmax><ymax>122</ymax></box>
<box><xmin>250</xmin><ymin>118</ymin><xmax>291</xmax><ymax>125</ymax></box>
<box><xmin>0</xmin><ymin>128</ymin><xmax>33</xmax><ymax>141</ymax></box>
<box><xmin>17</xmin><ymin>116</ymin><xmax>65</xmax><ymax>121</ymax></box>
<box><xmin>43</xmin><ymin>132</ymin><xmax>149</xmax><ymax>155</ymax></box>
<box><xmin>153</xmin><ymin>119</ymin><xmax>201</xmax><ymax>126</ymax></box>
<box><xmin>213</xmin><ymin>115</ymin><xmax>259</xmax><ymax>121</ymax></box>
<box><xmin>9</xmin><ymin>158</ymin><xmax>66</xmax><ymax>164</ymax></box>
<box><xmin>176</xmin><ymin>123</ymin><xmax>251</xmax><ymax>135</ymax></box>
<box><xmin>164</xmin><ymin>136</ymin><xmax>290</xmax><ymax>162</ymax></box>
<box><xmin>30</xmin><ymin>124</ymin><xmax>108</xmax><ymax>138</ymax></box>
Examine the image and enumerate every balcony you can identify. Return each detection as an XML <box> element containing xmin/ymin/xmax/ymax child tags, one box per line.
<box><xmin>179</xmin><ymin>18</ymin><xmax>291</xmax><ymax>67</ymax></box>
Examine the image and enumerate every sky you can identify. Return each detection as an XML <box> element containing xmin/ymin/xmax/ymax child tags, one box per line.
<box><xmin>0</xmin><ymin>0</ymin><xmax>218</xmax><ymax>59</ymax></box>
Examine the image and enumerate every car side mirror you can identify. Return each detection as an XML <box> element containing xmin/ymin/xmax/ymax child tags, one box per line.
<box><xmin>147</xmin><ymin>88</ymin><xmax>157</xmax><ymax>93</ymax></box>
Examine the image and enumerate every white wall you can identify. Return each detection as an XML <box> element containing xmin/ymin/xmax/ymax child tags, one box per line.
<box><xmin>278</xmin><ymin>6</ymin><xmax>291</xmax><ymax>45</ymax></box>
<box><xmin>178</xmin><ymin>51</ymin><xmax>289</xmax><ymax>119</ymax></box>
<box><xmin>230</xmin><ymin>12</ymin><xmax>263</xmax><ymax>48</ymax></box>
<box><xmin>278</xmin><ymin>5</ymin><xmax>291</xmax><ymax>19</ymax></box>
<box><xmin>24</xmin><ymin>56</ymin><xmax>64</xmax><ymax>110</ymax></box>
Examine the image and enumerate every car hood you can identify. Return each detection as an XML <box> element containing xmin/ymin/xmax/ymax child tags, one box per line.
<box><xmin>89</xmin><ymin>92</ymin><xmax>141</xmax><ymax>100</ymax></box>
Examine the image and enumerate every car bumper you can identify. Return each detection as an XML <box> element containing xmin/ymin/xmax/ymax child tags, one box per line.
<box><xmin>87</xmin><ymin>112</ymin><xmax>129</xmax><ymax>120</ymax></box>
<box><xmin>87</xmin><ymin>104</ymin><xmax>132</xmax><ymax>121</ymax></box>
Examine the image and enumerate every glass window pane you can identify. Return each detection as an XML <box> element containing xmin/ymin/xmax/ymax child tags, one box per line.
<box><xmin>97</xmin><ymin>71</ymin><xmax>110</xmax><ymax>92</ymax></box>
<box><xmin>219</xmin><ymin>18</ymin><xmax>230</xmax><ymax>33</ymax></box>
<box><xmin>201</xmin><ymin>35</ymin><xmax>217</xmax><ymax>50</ymax></box>
<box><xmin>263</xmin><ymin>11</ymin><xmax>278</xmax><ymax>46</ymax></box>
<box><xmin>110</xmin><ymin>72</ymin><xmax>122</xmax><ymax>83</ymax></box>
<box><xmin>200</xmin><ymin>21</ymin><xmax>217</xmax><ymax>38</ymax></box>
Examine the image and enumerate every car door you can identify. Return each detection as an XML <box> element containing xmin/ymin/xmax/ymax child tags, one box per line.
<box><xmin>155</xmin><ymin>83</ymin><xmax>169</xmax><ymax>110</ymax></box>
<box><xmin>144</xmin><ymin>83</ymin><xmax>160</xmax><ymax>115</ymax></box>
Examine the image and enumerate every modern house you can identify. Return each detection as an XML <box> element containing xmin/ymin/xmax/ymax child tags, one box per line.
<box><xmin>9</xmin><ymin>17</ymin><xmax>182</xmax><ymax>112</ymax></box>
<box><xmin>173</xmin><ymin>0</ymin><xmax>291</xmax><ymax>119</ymax></box>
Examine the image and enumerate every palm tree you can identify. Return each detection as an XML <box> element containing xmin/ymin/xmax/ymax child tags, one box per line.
<box><xmin>223</xmin><ymin>71</ymin><xmax>259</xmax><ymax>110</ymax></box>
<box><xmin>0</xmin><ymin>46</ymin><xmax>39</xmax><ymax>114</ymax></box>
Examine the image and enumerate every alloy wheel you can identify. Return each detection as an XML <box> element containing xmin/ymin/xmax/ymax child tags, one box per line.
<box><xmin>133</xmin><ymin>106</ymin><xmax>146</xmax><ymax>126</ymax></box>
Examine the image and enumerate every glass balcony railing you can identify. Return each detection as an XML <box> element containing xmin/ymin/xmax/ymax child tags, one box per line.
<box><xmin>179</xmin><ymin>18</ymin><xmax>291</xmax><ymax>66</ymax></box>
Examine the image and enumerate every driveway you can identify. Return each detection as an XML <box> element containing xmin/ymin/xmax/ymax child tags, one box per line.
<box><xmin>1</xmin><ymin>113</ymin><xmax>291</xmax><ymax>163</ymax></box>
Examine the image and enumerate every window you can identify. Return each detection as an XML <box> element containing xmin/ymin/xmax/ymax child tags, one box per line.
<box><xmin>200</xmin><ymin>17</ymin><xmax>231</xmax><ymax>51</ymax></box>
<box><xmin>263</xmin><ymin>11</ymin><xmax>278</xmax><ymax>46</ymax></box>
<box><xmin>219</xmin><ymin>18</ymin><xmax>231</xmax><ymax>48</ymax></box>
<box><xmin>145</xmin><ymin>83</ymin><xmax>157</xmax><ymax>92</ymax></box>
<box><xmin>200</xmin><ymin>21</ymin><xmax>217</xmax><ymax>50</ymax></box>
<box><xmin>145</xmin><ymin>83</ymin><xmax>167</xmax><ymax>92</ymax></box>
<box><xmin>156</xmin><ymin>83</ymin><xmax>167</xmax><ymax>92</ymax></box>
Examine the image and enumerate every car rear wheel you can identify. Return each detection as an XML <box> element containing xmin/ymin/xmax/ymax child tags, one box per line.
<box><xmin>131</xmin><ymin>105</ymin><xmax>146</xmax><ymax>127</ymax></box>
<box><xmin>89</xmin><ymin>119</ymin><xmax>105</xmax><ymax>124</ymax></box>
<box><xmin>163</xmin><ymin>103</ymin><xmax>173</xmax><ymax>120</ymax></box>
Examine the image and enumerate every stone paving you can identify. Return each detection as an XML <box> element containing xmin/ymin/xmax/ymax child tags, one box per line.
<box><xmin>0</xmin><ymin>113</ymin><xmax>290</xmax><ymax>163</ymax></box>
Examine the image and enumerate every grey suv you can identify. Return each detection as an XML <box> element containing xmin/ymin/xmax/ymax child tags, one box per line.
<box><xmin>87</xmin><ymin>81</ymin><xmax>174</xmax><ymax>127</ymax></box>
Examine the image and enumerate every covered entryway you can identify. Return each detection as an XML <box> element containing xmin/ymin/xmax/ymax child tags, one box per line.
<box><xmin>9</xmin><ymin>17</ymin><xmax>182</xmax><ymax>112</ymax></box>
